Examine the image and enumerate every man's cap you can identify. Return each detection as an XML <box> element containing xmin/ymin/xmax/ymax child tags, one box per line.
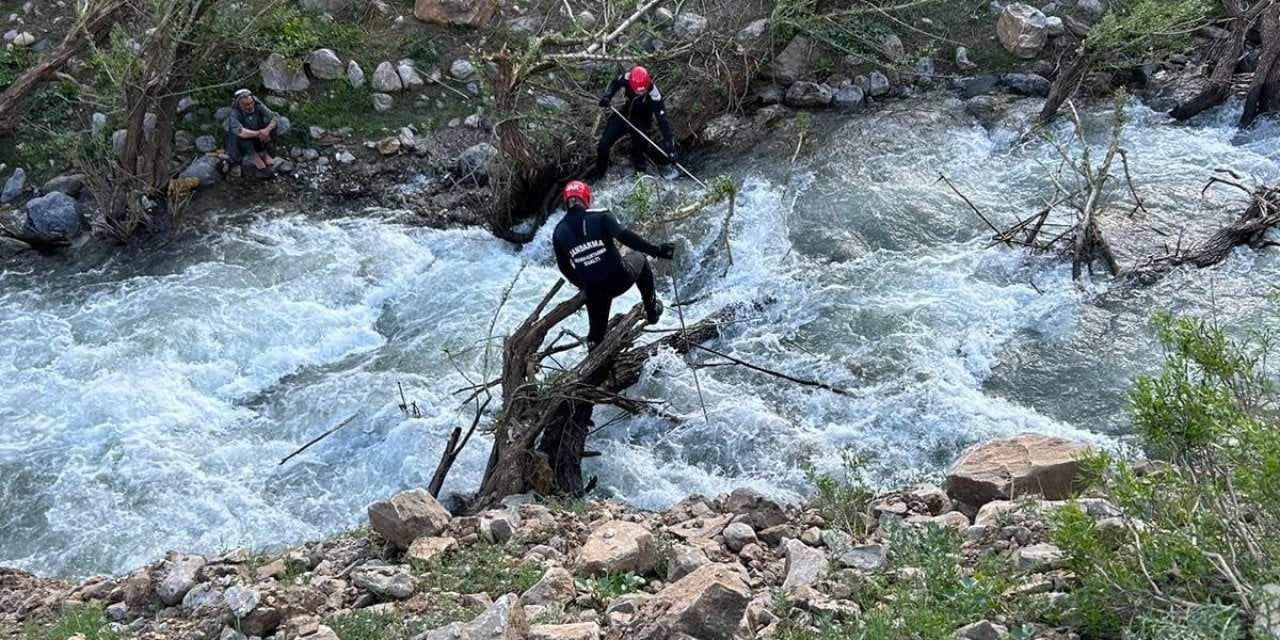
<box><xmin>233</xmin><ymin>89</ymin><xmax>252</xmax><ymax>100</ymax></box>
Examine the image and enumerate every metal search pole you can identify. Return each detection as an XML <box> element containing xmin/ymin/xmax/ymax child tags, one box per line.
<box><xmin>609</xmin><ymin>106</ymin><xmax>708</xmax><ymax>190</ymax></box>
<box><xmin>668</xmin><ymin>270</ymin><xmax>710</xmax><ymax>424</ymax></box>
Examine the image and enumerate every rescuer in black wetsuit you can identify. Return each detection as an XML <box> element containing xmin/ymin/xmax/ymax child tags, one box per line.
<box><xmin>593</xmin><ymin>65</ymin><xmax>676</xmax><ymax>178</ymax></box>
<box><xmin>553</xmin><ymin>180</ymin><xmax>675</xmax><ymax>350</ymax></box>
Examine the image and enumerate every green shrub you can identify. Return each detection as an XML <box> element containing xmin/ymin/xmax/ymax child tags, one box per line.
<box><xmin>804</xmin><ymin>449</ymin><xmax>873</xmax><ymax>537</ymax></box>
<box><xmin>20</xmin><ymin>603</ymin><xmax>124</xmax><ymax>640</ymax></box>
<box><xmin>1048</xmin><ymin>311</ymin><xmax>1280</xmax><ymax>637</ymax></box>
<box><xmin>400</xmin><ymin>29</ymin><xmax>438</xmax><ymax>66</ymax></box>
<box><xmin>0</xmin><ymin>46</ymin><xmax>31</xmax><ymax>90</ymax></box>
<box><xmin>325</xmin><ymin>610</ymin><xmax>432</xmax><ymax>640</ymax></box>
<box><xmin>574</xmin><ymin>572</ymin><xmax>646</xmax><ymax>609</ymax></box>
<box><xmin>410</xmin><ymin>543</ymin><xmax>543</xmax><ymax>596</ymax></box>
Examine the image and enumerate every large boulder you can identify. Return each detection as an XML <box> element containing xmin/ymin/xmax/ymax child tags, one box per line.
<box><xmin>24</xmin><ymin>191</ymin><xmax>80</xmax><ymax>239</ymax></box>
<box><xmin>414</xmin><ymin>0</ymin><xmax>499</xmax><ymax>26</ymax></box>
<box><xmin>722</xmin><ymin>488</ymin><xmax>788</xmax><ymax>530</ymax></box>
<box><xmin>520</xmin><ymin>567</ymin><xmax>576</xmax><ymax>607</ymax></box>
<box><xmin>456</xmin><ymin>142</ymin><xmax>498</xmax><ymax>185</ymax></box>
<box><xmin>946</xmin><ymin>433</ymin><xmax>1091</xmax><ymax>507</ymax></box>
<box><xmin>261</xmin><ymin>53</ymin><xmax>310</xmax><ymax>92</ymax></box>
<box><xmin>156</xmin><ymin>554</ymin><xmax>206</xmax><ymax>606</ymax></box>
<box><xmin>306</xmin><ymin>48</ymin><xmax>345</xmax><ymax>80</ymax></box>
<box><xmin>367</xmin><ymin>489</ymin><xmax>452</xmax><ymax>550</ymax></box>
<box><xmin>763</xmin><ymin>35</ymin><xmax>816</xmax><ymax>84</ymax></box>
<box><xmin>371</xmin><ymin>62</ymin><xmax>402</xmax><ymax>92</ymax></box>
<box><xmin>576</xmin><ymin>521</ymin><xmax>658</xmax><ymax>576</ymax></box>
<box><xmin>630</xmin><ymin>564</ymin><xmax>750</xmax><ymax>640</ymax></box>
<box><xmin>782</xmin><ymin>539</ymin><xmax>827</xmax><ymax>591</ymax></box>
<box><xmin>2</xmin><ymin>167</ymin><xmax>26</xmax><ymax>203</ymax></box>
<box><xmin>997</xmin><ymin>3</ymin><xmax>1049</xmax><ymax>59</ymax></box>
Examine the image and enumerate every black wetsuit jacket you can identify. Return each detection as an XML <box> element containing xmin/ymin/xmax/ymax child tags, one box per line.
<box><xmin>601</xmin><ymin>71</ymin><xmax>675</xmax><ymax>150</ymax></box>
<box><xmin>553</xmin><ymin>206</ymin><xmax>663</xmax><ymax>294</ymax></box>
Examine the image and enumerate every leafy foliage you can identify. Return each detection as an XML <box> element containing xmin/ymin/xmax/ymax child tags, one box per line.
<box><xmin>20</xmin><ymin>604</ymin><xmax>124</xmax><ymax>640</ymax></box>
<box><xmin>1085</xmin><ymin>0</ymin><xmax>1214</xmax><ymax>67</ymax></box>
<box><xmin>1049</xmin><ymin>311</ymin><xmax>1280</xmax><ymax>637</ymax></box>
<box><xmin>574</xmin><ymin>572</ymin><xmax>646</xmax><ymax>609</ymax></box>
<box><xmin>325</xmin><ymin>610</ymin><xmax>436</xmax><ymax>640</ymax></box>
<box><xmin>0</xmin><ymin>46</ymin><xmax>31</xmax><ymax>90</ymax></box>
<box><xmin>804</xmin><ymin>449</ymin><xmax>873</xmax><ymax>537</ymax></box>
<box><xmin>410</xmin><ymin>543</ymin><xmax>543</xmax><ymax>596</ymax></box>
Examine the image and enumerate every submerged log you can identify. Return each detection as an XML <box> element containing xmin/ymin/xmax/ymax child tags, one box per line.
<box><xmin>1176</xmin><ymin>184</ymin><xmax>1280</xmax><ymax>268</ymax></box>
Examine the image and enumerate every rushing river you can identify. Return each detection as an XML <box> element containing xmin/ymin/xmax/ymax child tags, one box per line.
<box><xmin>2</xmin><ymin>98</ymin><xmax>1278</xmax><ymax>578</ymax></box>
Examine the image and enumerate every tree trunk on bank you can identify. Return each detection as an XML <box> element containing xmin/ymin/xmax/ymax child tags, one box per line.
<box><xmin>1239</xmin><ymin>3</ymin><xmax>1280</xmax><ymax>127</ymax></box>
<box><xmin>1039</xmin><ymin>47</ymin><xmax>1091</xmax><ymax>124</ymax></box>
<box><xmin>1170</xmin><ymin>0</ymin><xmax>1280</xmax><ymax>126</ymax></box>
<box><xmin>1169</xmin><ymin>0</ymin><xmax>1252</xmax><ymax>120</ymax></box>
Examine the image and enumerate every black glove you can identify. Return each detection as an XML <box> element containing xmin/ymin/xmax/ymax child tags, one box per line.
<box><xmin>599</xmin><ymin>97</ymin><xmax>611</xmax><ymax>108</ymax></box>
<box><xmin>655</xmin><ymin>242</ymin><xmax>676</xmax><ymax>260</ymax></box>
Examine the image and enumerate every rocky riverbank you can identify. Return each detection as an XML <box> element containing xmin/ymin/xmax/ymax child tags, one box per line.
<box><xmin>7</xmin><ymin>432</ymin><xmax>1244</xmax><ymax>640</ymax></box>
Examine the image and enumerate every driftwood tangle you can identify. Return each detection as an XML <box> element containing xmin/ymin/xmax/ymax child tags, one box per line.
<box><xmin>463</xmin><ymin>280</ymin><xmax>729</xmax><ymax>510</ymax></box>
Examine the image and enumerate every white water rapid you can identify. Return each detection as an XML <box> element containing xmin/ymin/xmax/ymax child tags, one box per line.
<box><xmin>2</xmin><ymin>99</ymin><xmax>1278</xmax><ymax>578</ymax></box>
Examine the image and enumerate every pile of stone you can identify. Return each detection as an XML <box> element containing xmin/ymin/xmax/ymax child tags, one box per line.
<box><xmin>2</xmin><ymin>433</ymin><xmax>1163</xmax><ymax>640</ymax></box>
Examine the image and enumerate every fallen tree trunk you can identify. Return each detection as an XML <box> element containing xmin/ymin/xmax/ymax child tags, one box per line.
<box><xmin>1176</xmin><ymin>184</ymin><xmax>1280</xmax><ymax>267</ymax></box>
<box><xmin>1169</xmin><ymin>0</ymin><xmax>1253</xmax><ymax>121</ymax></box>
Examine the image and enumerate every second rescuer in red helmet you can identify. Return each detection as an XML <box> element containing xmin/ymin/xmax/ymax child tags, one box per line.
<box><xmin>552</xmin><ymin>180</ymin><xmax>676</xmax><ymax>350</ymax></box>
<box><xmin>594</xmin><ymin>65</ymin><xmax>677</xmax><ymax>178</ymax></box>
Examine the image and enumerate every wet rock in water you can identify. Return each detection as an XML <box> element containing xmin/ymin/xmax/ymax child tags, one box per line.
<box><xmin>307</xmin><ymin>48</ymin><xmax>344</xmax><ymax>80</ymax></box>
<box><xmin>2</xmin><ymin>167</ymin><xmax>26</xmax><ymax>203</ymax></box>
<box><xmin>24</xmin><ymin>191</ymin><xmax>80</xmax><ymax>239</ymax></box>
<box><xmin>833</xmin><ymin>84</ymin><xmax>865</xmax><ymax>112</ymax></box>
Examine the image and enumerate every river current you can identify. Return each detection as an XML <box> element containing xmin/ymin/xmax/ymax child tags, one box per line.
<box><xmin>2</xmin><ymin>98</ymin><xmax>1278</xmax><ymax>578</ymax></box>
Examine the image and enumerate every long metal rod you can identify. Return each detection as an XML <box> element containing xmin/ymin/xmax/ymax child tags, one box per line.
<box><xmin>610</xmin><ymin>106</ymin><xmax>708</xmax><ymax>189</ymax></box>
<box><xmin>669</xmin><ymin>272</ymin><xmax>710</xmax><ymax>423</ymax></box>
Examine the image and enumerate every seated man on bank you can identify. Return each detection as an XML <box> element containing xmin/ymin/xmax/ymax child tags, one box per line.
<box><xmin>225</xmin><ymin>88</ymin><xmax>279</xmax><ymax>172</ymax></box>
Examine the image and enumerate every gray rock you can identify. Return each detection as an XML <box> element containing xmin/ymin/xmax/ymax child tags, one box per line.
<box><xmin>275</xmin><ymin>115</ymin><xmax>291</xmax><ymax>137</ymax></box>
<box><xmin>837</xmin><ymin>544</ymin><xmax>885</xmax><ymax>571</ymax></box>
<box><xmin>178</xmin><ymin>155</ymin><xmax>224</xmax><ymax>188</ymax></box>
<box><xmin>724</xmin><ymin>488</ymin><xmax>788</xmax><ymax>530</ymax></box>
<box><xmin>1045</xmin><ymin>15</ymin><xmax>1065</xmax><ymax>36</ymax></box>
<box><xmin>41</xmin><ymin>174</ymin><xmax>85</xmax><ymax>197</ymax></box>
<box><xmin>91</xmin><ymin>112</ymin><xmax>107</xmax><ymax>135</ymax></box>
<box><xmin>464</xmin><ymin>113</ymin><xmax>482</xmax><ymax>128</ymax></box>
<box><xmin>507</xmin><ymin>15</ymin><xmax>539</xmax><ymax>34</ymax></box>
<box><xmin>181</xmin><ymin>583</ymin><xmax>222</xmax><ymax>611</ymax></box>
<box><xmin>260</xmin><ymin>53</ymin><xmax>310</xmax><ymax>92</ymax></box>
<box><xmin>577</xmin><ymin>11</ymin><xmax>597</xmax><ymax>28</ymax></box>
<box><xmin>111</xmin><ymin>129</ymin><xmax>127</xmax><ymax>158</ymax></box>
<box><xmin>881</xmin><ymin>33</ymin><xmax>906</xmax><ymax>62</ymax></box>
<box><xmin>1012</xmin><ymin>543</ymin><xmax>1064</xmax><ymax>573</ymax></box>
<box><xmin>105</xmin><ymin>602</ymin><xmax>127</xmax><ymax>623</ymax></box>
<box><xmin>1076</xmin><ymin>0</ymin><xmax>1104</xmax><ymax>14</ymax></box>
<box><xmin>177</xmin><ymin>96</ymin><xmax>200</xmax><ymax>112</ymax></box>
<box><xmin>536</xmin><ymin>94</ymin><xmax>569</xmax><ymax>113</ymax></box>
<box><xmin>765</xmin><ymin>35</ymin><xmax>816</xmax><ymax>84</ymax></box>
<box><xmin>367</xmin><ymin>488</ymin><xmax>452</xmax><ymax>550</ymax></box>
<box><xmin>174</xmin><ymin>130</ymin><xmax>195</xmax><ymax>153</ymax></box>
<box><xmin>371</xmin><ymin>62</ymin><xmax>402</xmax><ymax>92</ymax></box>
<box><xmin>782</xmin><ymin>539</ymin><xmax>828</xmax><ymax>591</ymax></box>
<box><xmin>195</xmin><ymin>135</ymin><xmax>217</xmax><ymax>154</ymax></box>
<box><xmin>372</xmin><ymin>93</ymin><xmax>394</xmax><ymax>112</ymax></box>
<box><xmin>24</xmin><ymin>191</ymin><xmax>79</xmax><ymax>238</ymax></box>
<box><xmin>214</xmin><ymin>107</ymin><xmax>231</xmax><ymax>125</ymax></box>
<box><xmin>520</xmin><ymin>567</ymin><xmax>576</xmax><ymax>607</ymax></box>
<box><xmin>666</xmin><ymin>544</ymin><xmax>710</xmax><ymax>582</ymax></box>
<box><xmin>956</xmin><ymin>46</ymin><xmax>977</xmax><ymax>71</ymax></box>
<box><xmin>351</xmin><ymin>566</ymin><xmax>416</xmax><ymax>600</ymax></box>
<box><xmin>1002</xmin><ymin>72</ymin><xmax>1051</xmax><ymax>97</ymax></box>
<box><xmin>157</xmin><ymin>555</ymin><xmax>206</xmax><ymax>606</ymax></box>
<box><xmin>722</xmin><ymin>522</ymin><xmax>758</xmax><ymax>553</ymax></box>
<box><xmin>420</xmin><ymin>594</ymin><xmax>527</xmax><ymax>640</ymax></box>
<box><xmin>753</xmin><ymin>82</ymin><xmax>783</xmax><ymax>105</ymax></box>
<box><xmin>1255</xmin><ymin>584</ymin><xmax>1280</xmax><ymax>639</ymax></box>
<box><xmin>307</xmin><ymin>48</ymin><xmax>344</xmax><ymax>80</ymax></box>
<box><xmin>2</xmin><ymin>167</ymin><xmax>26</xmax><ymax>203</ymax></box>
<box><xmin>347</xmin><ymin>60</ymin><xmax>365</xmax><ymax>88</ymax></box>
<box><xmin>916</xmin><ymin>57</ymin><xmax>935</xmax><ymax>86</ymax></box>
<box><xmin>956</xmin><ymin>76</ymin><xmax>1000</xmax><ymax>98</ymax></box>
<box><xmin>955</xmin><ymin>620</ymin><xmax>1009</xmax><ymax>640</ymax></box>
<box><xmin>449</xmin><ymin>59</ymin><xmax>476</xmax><ymax>81</ymax></box>
<box><xmin>396</xmin><ymin>61</ymin><xmax>425</xmax><ymax>90</ymax></box>
<box><xmin>736</xmin><ymin>18</ymin><xmax>768</xmax><ymax>43</ymax></box>
<box><xmin>784</xmin><ymin>81</ymin><xmax>835</xmax><ymax>108</ymax></box>
<box><xmin>673</xmin><ymin>13</ymin><xmax>707</xmax><ymax>38</ymax></box>
<box><xmin>997</xmin><ymin>3</ymin><xmax>1049</xmax><ymax>59</ymax></box>
<box><xmin>223</xmin><ymin>585</ymin><xmax>259</xmax><ymax>619</ymax></box>
<box><xmin>867</xmin><ymin>70</ymin><xmax>891</xmax><ymax>96</ymax></box>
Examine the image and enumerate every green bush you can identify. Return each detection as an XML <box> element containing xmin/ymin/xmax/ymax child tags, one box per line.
<box><xmin>804</xmin><ymin>449</ymin><xmax>873</xmax><ymax>537</ymax></box>
<box><xmin>1049</xmin><ymin>311</ymin><xmax>1280</xmax><ymax>637</ymax></box>
<box><xmin>400</xmin><ymin>29</ymin><xmax>438</xmax><ymax>66</ymax></box>
<box><xmin>410</xmin><ymin>543</ymin><xmax>543</xmax><ymax>596</ymax></box>
<box><xmin>0</xmin><ymin>46</ymin><xmax>31</xmax><ymax>90</ymax></box>
<box><xmin>20</xmin><ymin>604</ymin><xmax>124</xmax><ymax>640</ymax></box>
<box><xmin>325</xmin><ymin>610</ymin><xmax>432</xmax><ymax>640</ymax></box>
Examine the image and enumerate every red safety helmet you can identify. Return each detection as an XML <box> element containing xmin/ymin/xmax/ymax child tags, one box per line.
<box><xmin>628</xmin><ymin>66</ymin><xmax>651</xmax><ymax>93</ymax></box>
<box><xmin>563</xmin><ymin>180</ymin><xmax>591</xmax><ymax>208</ymax></box>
